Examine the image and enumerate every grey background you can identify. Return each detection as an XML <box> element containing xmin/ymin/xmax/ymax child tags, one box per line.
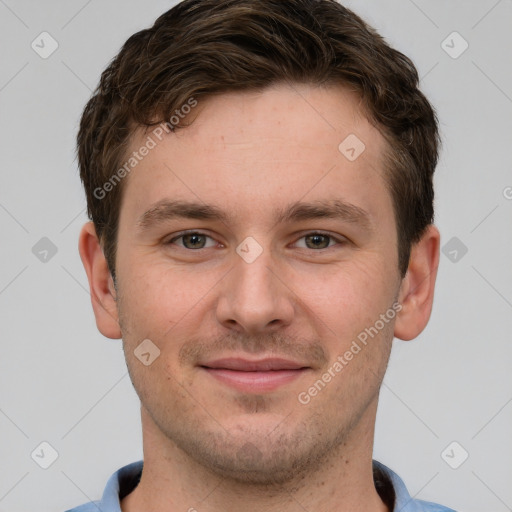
<box><xmin>0</xmin><ymin>1</ymin><xmax>511</xmax><ymax>511</ymax></box>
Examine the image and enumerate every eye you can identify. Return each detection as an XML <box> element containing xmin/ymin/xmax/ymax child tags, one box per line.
<box><xmin>165</xmin><ymin>231</ymin><xmax>346</xmax><ymax>251</ymax></box>
<box><xmin>167</xmin><ymin>231</ymin><xmax>218</xmax><ymax>249</ymax></box>
<box><xmin>294</xmin><ymin>232</ymin><xmax>345</xmax><ymax>250</ymax></box>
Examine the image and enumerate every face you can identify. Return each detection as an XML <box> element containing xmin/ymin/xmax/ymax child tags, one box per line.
<box><xmin>113</xmin><ymin>83</ymin><xmax>403</xmax><ymax>484</ymax></box>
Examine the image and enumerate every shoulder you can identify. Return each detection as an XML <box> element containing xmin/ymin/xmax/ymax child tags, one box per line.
<box><xmin>405</xmin><ymin>499</ymin><xmax>457</xmax><ymax>511</ymax></box>
<box><xmin>64</xmin><ymin>460</ymin><xmax>143</xmax><ymax>512</ymax></box>
<box><xmin>373</xmin><ymin>460</ymin><xmax>457</xmax><ymax>512</ymax></box>
<box><xmin>64</xmin><ymin>502</ymin><xmax>102</xmax><ymax>512</ymax></box>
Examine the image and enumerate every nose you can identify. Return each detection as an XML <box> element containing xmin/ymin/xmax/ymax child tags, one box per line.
<box><xmin>215</xmin><ymin>247</ymin><xmax>295</xmax><ymax>335</ymax></box>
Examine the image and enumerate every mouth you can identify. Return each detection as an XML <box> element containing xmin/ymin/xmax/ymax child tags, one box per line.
<box><xmin>199</xmin><ymin>357</ymin><xmax>311</xmax><ymax>393</ymax></box>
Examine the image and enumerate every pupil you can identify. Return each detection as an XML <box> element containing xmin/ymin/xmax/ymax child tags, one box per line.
<box><xmin>185</xmin><ymin>234</ymin><xmax>204</xmax><ymax>248</ymax></box>
<box><xmin>308</xmin><ymin>234</ymin><xmax>328</xmax><ymax>249</ymax></box>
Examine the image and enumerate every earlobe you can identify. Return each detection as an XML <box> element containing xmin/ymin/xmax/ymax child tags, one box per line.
<box><xmin>78</xmin><ymin>221</ymin><xmax>122</xmax><ymax>339</ymax></box>
<box><xmin>394</xmin><ymin>225</ymin><xmax>440</xmax><ymax>341</ymax></box>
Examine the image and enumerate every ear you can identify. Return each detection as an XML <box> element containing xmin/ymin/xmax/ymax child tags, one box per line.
<box><xmin>394</xmin><ymin>224</ymin><xmax>440</xmax><ymax>341</ymax></box>
<box><xmin>78</xmin><ymin>221</ymin><xmax>122</xmax><ymax>339</ymax></box>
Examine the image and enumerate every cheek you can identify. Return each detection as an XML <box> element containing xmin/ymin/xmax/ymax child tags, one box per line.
<box><xmin>116</xmin><ymin>261</ymin><xmax>225</xmax><ymax>383</ymax></box>
<box><xmin>118</xmin><ymin>262</ymin><xmax>207</xmax><ymax>332</ymax></box>
<box><xmin>295</xmin><ymin>257</ymin><xmax>395</xmax><ymax>328</ymax></box>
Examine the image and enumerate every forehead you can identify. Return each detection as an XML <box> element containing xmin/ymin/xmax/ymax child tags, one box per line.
<box><xmin>119</xmin><ymin>83</ymin><xmax>392</xmax><ymax>228</ymax></box>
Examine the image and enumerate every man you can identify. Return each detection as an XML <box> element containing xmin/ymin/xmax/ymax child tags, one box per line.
<box><xmin>69</xmin><ymin>0</ymin><xmax>455</xmax><ymax>510</ymax></box>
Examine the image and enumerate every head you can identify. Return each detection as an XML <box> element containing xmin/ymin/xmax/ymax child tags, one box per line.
<box><xmin>78</xmin><ymin>0</ymin><xmax>440</xmax><ymax>485</ymax></box>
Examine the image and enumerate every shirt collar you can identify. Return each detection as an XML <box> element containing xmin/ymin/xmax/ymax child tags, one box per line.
<box><xmin>91</xmin><ymin>459</ymin><xmax>447</xmax><ymax>512</ymax></box>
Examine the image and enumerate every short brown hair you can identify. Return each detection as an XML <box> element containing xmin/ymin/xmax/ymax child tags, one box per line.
<box><xmin>77</xmin><ymin>0</ymin><xmax>440</xmax><ymax>279</ymax></box>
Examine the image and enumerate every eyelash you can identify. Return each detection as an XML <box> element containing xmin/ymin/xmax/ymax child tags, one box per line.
<box><xmin>166</xmin><ymin>230</ymin><xmax>347</xmax><ymax>251</ymax></box>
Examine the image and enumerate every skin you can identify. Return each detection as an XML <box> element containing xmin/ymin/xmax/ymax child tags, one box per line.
<box><xmin>79</xmin><ymin>83</ymin><xmax>440</xmax><ymax>512</ymax></box>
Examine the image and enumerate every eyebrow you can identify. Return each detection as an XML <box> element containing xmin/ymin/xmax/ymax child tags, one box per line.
<box><xmin>136</xmin><ymin>198</ymin><xmax>373</xmax><ymax>232</ymax></box>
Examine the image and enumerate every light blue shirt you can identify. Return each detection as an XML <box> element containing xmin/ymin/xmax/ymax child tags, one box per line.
<box><xmin>65</xmin><ymin>459</ymin><xmax>456</xmax><ymax>511</ymax></box>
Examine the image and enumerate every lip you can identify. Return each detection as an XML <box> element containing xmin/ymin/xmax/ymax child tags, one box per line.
<box><xmin>201</xmin><ymin>357</ymin><xmax>308</xmax><ymax>371</ymax></box>
<box><xmin>200</xmin><ymin>357</ymin><xmax>310</xmax><ymax>393</ymax></box>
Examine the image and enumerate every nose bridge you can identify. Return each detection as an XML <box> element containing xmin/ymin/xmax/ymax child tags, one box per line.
<box><xmin>237</xmin><ymin>250</ymin><xmax>275</xmax><ymax>298</ymax></box>
<box><xmin>216</xmin><ymin>241</ymin><xmax>294</xmax><ymax>332</ymax></box>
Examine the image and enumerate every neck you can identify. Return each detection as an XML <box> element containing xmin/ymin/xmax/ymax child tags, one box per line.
<box><xmin>121</xmin><ymin>401</ymin><xmax>388</xmax><ymax>512</ymax></box>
